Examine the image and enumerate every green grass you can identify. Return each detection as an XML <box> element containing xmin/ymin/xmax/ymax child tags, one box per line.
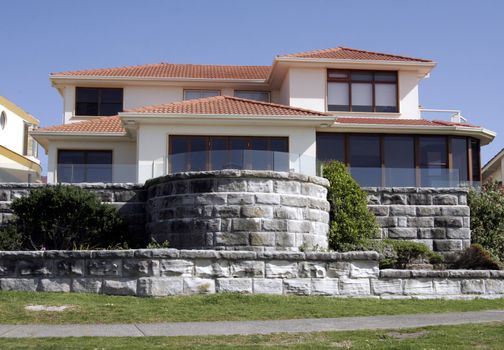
<box><xmin>1</xmin><ymin>291</ymin><xmax>504</xmax><ymax>324</ymax></box>
<box><xmin>1</xmin><ymin>322</ymin><xmax>504</xmax><ymax>349</ymax></box>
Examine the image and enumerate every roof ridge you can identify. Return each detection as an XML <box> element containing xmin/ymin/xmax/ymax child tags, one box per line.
<box><xmin>337</xmin><ymin>46</ymin><xmax>433</xmax><ymax>63</ymax></box>
<box><xmin>222</xmin><ymin>96</ymin><xmax>330</xmax><ymax>116</ymax></box>
<box><xmin>50</xmin><ymin>63</ymin><xmax>165</xmax><ymax>76</ymax></box>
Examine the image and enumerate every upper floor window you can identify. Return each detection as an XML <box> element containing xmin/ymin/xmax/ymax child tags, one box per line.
<box><xmin>183</xmin><ymin>90</ymin><xmax>220</xmax><ymax>100</ymax></box>
<box><xmin>75</xmin><ymin>88</ymin><xmax>123</xmax><ymax>116</ymax></box>
<box><xmin>327</xmin><ymin>70</ymin><xmax>398</xmax><ymax>113</ymax></box>
<box><xmin>0</xmin><ymin>111</ymin><xmax>6</xmax><ymax>130</ymax></box>
<box><xmin>234</xmin><ymin>90</ymin><xmax>270</xmax><ymax>102</ymax></box>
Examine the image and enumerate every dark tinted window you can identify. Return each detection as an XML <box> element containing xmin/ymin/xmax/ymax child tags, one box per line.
<box><xmin>348</xmin><ymin>135</ymin><xmax>381</xmax><ymax>186</ymax></box>
<box><xmin>57</xmin><ymin>150</ymin><xmax>112</xmax><ymax>183</ymax></box>
<box><xmin>471</xmin><ymin>138</ymin><xmax>481</xmax><ymax>182</ymax></box>
<box><xmin>452</xmin><ymin>137</ymin><xmax>468</xmax><ymax>183</ymax></box>
<box><xmin>75</xmin><ymin>88</ymin><xmax>123</xmax><ymax>116</ymax></box>
<box><xmin>419</xmin><ymin>137</ymin><xmax>447</xmax><ymax>186</ymax></box>
<box><xmin>383</xmin><ymin>136</ymin><xmax>415</xmax><ymax>186</ymax></box>
<box><xmin>316</xmin><ymin>133</ymin><xmax>345</xmax><ymax>164</ymax></box>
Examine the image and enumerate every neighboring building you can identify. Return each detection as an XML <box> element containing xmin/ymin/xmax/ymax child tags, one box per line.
<box><xmin>0</xmin><ymin>96</ymin><xmax>41</xmax><ymax>182</ymax></box>
<box><xmin>31</xmin><ymin>47</ymin><xmax>495</xmax><ymax>186</ymax></box>
<box><xmin>482</xmin><ymin>148</ymin><xmax>504</xmax><ymax>184</ymax></box>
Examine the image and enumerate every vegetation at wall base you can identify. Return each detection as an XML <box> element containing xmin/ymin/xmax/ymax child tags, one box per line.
<box><xmin>322</xmin><ymin>161</ymin><xmax>379</xmax><ymax>251</ymax></box>
<box><xmin>0</xmin><ymin>185</ymin><xmax>139</xmax><ymax>250</ymax></box>
<box><xmin>454</xmin><ymin>244</ymin><xmax>502</xmax><ymax>270</ymax></box>
<box><xmin>469</xmin><ymin>181</ymin><xmax>504</xmax><ymax>262</ymax></box>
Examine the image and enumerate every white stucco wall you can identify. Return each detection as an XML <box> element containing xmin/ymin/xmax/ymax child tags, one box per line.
<box><xmin>123</xmin><ymin>86</ymin><xmax>183</xmax><ymax>110</ymax></box>
<box><xmin>46</xmin><ymin>140</ymin><xmax>137</xmax><ymax>183</ymax></box>
<box><xmin>63</xmin><ymin>86</ymin><xmax>75</xmax><ymax>124</ymax></box>
<box><xmin>287</xmin><ymin>68</ymin><xmax>326</xmax><ymax>112</ymax></box>
<box><xmin>398</xmin><ymin>71</ymin><xmax>421</xmax><ymax>118</ymax></box>
<box><xmin>136</xmin><ymin>123</ymin><xmax>317</xmax><ymax>183</ymax></box>
<box><xmin>0</xmin><ymin>103</ymin><xmax>26</xmax><ymax>154</ymax></box>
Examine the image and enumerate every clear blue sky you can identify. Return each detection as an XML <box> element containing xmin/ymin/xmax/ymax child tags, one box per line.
<box><xmin>2</xmin><ymin>0</ymin><xmax>503</xmax><ymax>173</ymax></box>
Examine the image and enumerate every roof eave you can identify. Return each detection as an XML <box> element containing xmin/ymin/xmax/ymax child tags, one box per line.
<box><xmin>119</xmin><ymin>112</ymin><xmax>334</xmax><ymax>122</ymax></box>
<box><xmin>275</xmin><ymin>56</ymin><xmax>436</xmax><ymax>67</ymax></box>
<box><xmin>50</xmin><ymin>75</ymin><xmax>268</xmax><ymax>84</ymax></box>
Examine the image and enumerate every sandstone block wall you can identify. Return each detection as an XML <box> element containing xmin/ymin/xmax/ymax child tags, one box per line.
<box><xmin>145</xmin><ymin>170</ymin><xmax>330</xmax><ymax>251</ymax></box>
<box><xmin>0</xmin><ymin>249</ymin><xmax>502</xmax><ymax>299</ymax></box>
<box><xmin>365</xmin><ymin>188</ymin><xmax>470</xmax><ymax>253</ymax></box>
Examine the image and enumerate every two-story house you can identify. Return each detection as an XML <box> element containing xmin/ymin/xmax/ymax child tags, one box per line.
<box><xmin>32</xmin><ymin>47</ymin><xmax>495</xmax><ymax>186</ymax></box>
<box><xmin>0</xmin><ymin>96</ymin><xmax>41</xmax><ymax>182</ymax></box>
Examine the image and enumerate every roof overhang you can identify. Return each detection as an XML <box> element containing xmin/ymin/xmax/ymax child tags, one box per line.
<box><xmin>482</xmin><ymin>148</ymin><xmax>504</xmax><ymax>174</ymax></box>
<box><xmin>0</xmin><ymin>145</ymin><xmax>41</xmax><ymax>174</ymax></box>
<box><xmin>0</xmin><ymin>96</ymin><xmax>40</xmax><ymax>125</ymax></box>
<box><xmin>319</xmin><ymin>122</ymin><xmax>496</xmax><ymax>145</ymax></box>
<box><xmin>30</xmin><ymin>131</ymin><xmax>130</xmax><ymax>151</ymax></box>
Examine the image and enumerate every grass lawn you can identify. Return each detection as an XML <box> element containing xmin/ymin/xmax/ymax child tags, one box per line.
<box><xmin>0</xmin><ymin>322</ymin><xmax>503</xmax><ymax>349</ymax></box>
<box><xmin>0</xmin><ymin>291</ymin><xmax>504</xmax><ymax>324</ymax></box>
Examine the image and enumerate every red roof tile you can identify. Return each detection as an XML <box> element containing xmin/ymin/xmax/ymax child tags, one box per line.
<box><xmin>335</xmin><ymin>117</ymin><xmax>478</xmax><ymax>127</ymax></box>
<box><xmin>279</xmin><ymin>47</ymin><xmax>432</xmax><ymax>62</ymax></box>
<box><xmin>126</xmin><ymin>96</ymin><xmax>330</xmax><ymax>116</ymax></box>
<box><xmin>51</xmin><ymin>63</ymin><xmax>271</xmax><ymax>80</ymax></box>
<box><xmin>35</xmin><ymin>116</ymin><xmax>125</xmax><ymax>134</ymax></box>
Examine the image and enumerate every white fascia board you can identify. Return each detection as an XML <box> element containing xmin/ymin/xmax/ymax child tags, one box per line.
<box><xmin>50</xmin><ymin>75</ymin><xmax>268</xmax><ymax>85</ymax></box>
<box><xmin>275</xmin><ymin>56</ymin><xmax>437</xmax><ymax>68</ymax></box>
<box><xmin>482</xmin><ymin>148</ymin><xmax>504</xmax><ymax>172</ymax></box>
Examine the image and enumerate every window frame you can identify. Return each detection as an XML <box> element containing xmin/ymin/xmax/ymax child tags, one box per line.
<box><xmin>327</xmin><ymin>69</ymin><xmax>399</xmax><ymax>113</ymax></box>
<box><xmin>75</xmin><ymin>87</ymin><xmax>123</xmax><ymax>116</ymax></box>
<box><xmin>57</xmin><ymin>149</ymin><xmax>113</xmax><ymax>183</ymax></box>
<box><xmin>233</xmin><ymin>90</ymin><xmax>271</xmax><ymax>102</ymax></box>
<box><xmin>183</xmin><ymin>89</ymin><xmax>221</xmax><ymax>101</ymax></box>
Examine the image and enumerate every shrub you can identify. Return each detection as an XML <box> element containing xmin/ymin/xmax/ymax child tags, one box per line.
<box><xmin>468</xmin><ymin>181</ymin><xmax>504</xmax><ymax>261</ymax></box>
<box><xmin>322</xmin><ymin>161</ymin><xmax>379</xmax><ymax>251</ymax></box>
<box><xmin>9</xmin><ymin>185</ymin><xmax>128</xmax><ymax>250</ymax></box>
<box><xmin>0</xmin><ymin>224</ymin><xmax>23</xmax><ymax>251</ymax></box>
<box><xmin>453</xmin><ymin>244</ymin><xmax>502</xmax><ymax>270</ymax></box>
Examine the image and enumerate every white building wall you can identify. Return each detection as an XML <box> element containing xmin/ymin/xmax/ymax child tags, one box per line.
<box><xmin>123</xmin><ymin>86</ymin><xmax>183</xmax><ymax>110</ymax></box>
<box><xmin>136</xmin><ymin>123</ymin><xmax>317</xmax><ymax>183</ymax></box>
<box><xmin>398</xmin><ymin>71</ymin><xmax>421</xmax><ymax>118</ymax></box>
<box><xmin>278</xmin><ymin>71</ymin><xmax>291</xmax><ymax>106</ymax></box>
<box><xmin>63</xmin><ymin>86</ymin><xmax>75</xmax><ymax>124</ymax></box>
<box><xmin>47</xmin><ymin>140</ymin><xmax>137</xmax><ymax>183</ymax></box>
<box><xmin>0</xmin><ymin>103</ymin><xmax>26</xmax><ymax>155</ymax></box>
<box><xmin>287</xmin><ymin>68</ymin><xmax>326</xmax><ymax>112</ymax></box>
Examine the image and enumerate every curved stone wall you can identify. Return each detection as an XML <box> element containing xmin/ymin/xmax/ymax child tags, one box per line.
<box><xmin>145</xmin><ymin>170</ymin><xmax>330</xmax><ymax>251</ymax></box>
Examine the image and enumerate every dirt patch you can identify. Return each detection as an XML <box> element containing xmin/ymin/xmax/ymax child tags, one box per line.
<box><xmin>386</xmin><ymin>330</ymin><xmax>430</xmax><ymax>339</ymax></box>
<box><xmin>330</xmin><ymin>340</ymin><xmax>353</xmax><ymax>348</ymax></box>
<box><xmin>25</xmin><ymin>305</ymin><xmax>75</xmax><ymax>312</ymax></box>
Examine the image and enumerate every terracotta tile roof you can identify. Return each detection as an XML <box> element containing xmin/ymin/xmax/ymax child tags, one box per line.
<box><xmin>35</xmin><ymin>116</ymin><xmax>125</xmax><ymax>134</ymax></box>
<box><xmin>125</xmin><ymin>96</ymin><xmax>330</xmax><ymax>116</ymax></box>
<box><xmin>279</xmin><ymin>46</ymin><xmax>432</xmax><ymax>62</ymax></box>
<box><xmin>335</xmin><ymin>117</ymin><xmax>478</xmax><ymax>128</ymax></box>
<box><xmin>51</xmin><ymin>63</ymin><xmax>271</xmax><ymax>80</ymax></box>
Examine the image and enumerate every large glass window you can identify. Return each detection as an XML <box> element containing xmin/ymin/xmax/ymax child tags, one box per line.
<box><xmin>183</xmin><ymin>90</ymin><xmax>220</xmax><ymax>100</ymax></box>
<box><xmin>234</xmin><ymin>91</ymin><xmax>270</xmax><ymax>102</ymax></box>
<box><xmin>471</xmin><ymin>138</ymin><xmax>481</xmax><ymax>182</ymax></box>
<box><xmin>170</xmin><ymin>136</ymin><xmax>288</xmax><ymax>173</ymax></box>
<box><xmin>75</xmin><ymin>88</ymin><xmax>123</xmax><ymax>116</ymax></box>
<box><xmin>348</xmin><ymin>135</ymin><xmax>381</xmax><ymax>186</ymax></box>
<box><xmin>57</xmin><ymin>150</ymin><xmax>112</xmax><ymax>183</ymax></box>
<box><xmin>419</xmin><ymin>136</ymin><xmax>448</xmax><ymax>186</ymax></box>
<box><xmin>383</xmin><ymin>136</ymin><xmax>415</xmax><ymax>186</ymax></box>
<box><xmin>327</xmin><ymin>70</ymin><xmax>398</xmax><ymax>113</ymax></box>
<box><xmin>452</xmin><ymin>137</ymin><xmax>468</xmax><ymax>183</ymax></box>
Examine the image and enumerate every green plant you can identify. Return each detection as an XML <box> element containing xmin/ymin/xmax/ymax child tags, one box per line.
<box><xmin>0</xmin><ymin>224</ymin><xmax>23</xmax><ymax>251</ymax></box>
<box><xmin>469</xmin><ymin>181</ymin><xmax>504</xmax><ymax>262</ymax></box>
<box><xmin>322</xmin><ymin>161</ymin><xmax>379</xmax><ymax>251</ymax></box>
<box><xmin>453</xmin><ymin>244</ymin><xmax>502</xmax><ymax>270</ymax></box>
<box><xmin>9</xmin><ymin>185</ymin><xmax>129</xmax><ymax>250</ymax></box>
<box><xmin>146</xmin><ymin>238</ymin><xmax>170</xmax><ymax>249</ymax></box>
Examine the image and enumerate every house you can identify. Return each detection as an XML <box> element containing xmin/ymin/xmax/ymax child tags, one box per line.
<box><xmin>31</xmin><ymin>47</ymin><xmax>495</xmax><ymax>186</ymax></box>
<box><xmin>482</xmin><ymin>148</ymin><xmax>504</xmax><ymax>184</ymax></box>
<box><xmin>0</xmin><ymin>96</ymin><xmax>41</xmax><ymax>182</ymax></box>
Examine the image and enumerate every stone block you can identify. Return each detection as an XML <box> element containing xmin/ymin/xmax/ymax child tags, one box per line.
<box><xmin>461</xmin><ymin>279</ymin><xmax>485</xmax><ymax>294</ymax></box>
<box><xmin>102</xmin><ymin>279</ymin><xmax>137</xmax><ymax>296</ymax></box>
<box><xmin>390</xmin><ymin>205</ymin><xmax>416</xmax><ymax>216</ymax></box>
<box><xmin>381</xmin><ymin>194</ymin><xmax>407</xmax><ymax>205</ymax></box>
<box><xmin>380</xmin><ymin>269</ymin><xmax>411</xmax><ymax>278</ymax></box>
<box><xmin>417</xmin><ymin>206</ymin><xmax>441</xmax><ymax>216</ymax></box>
<box><xmin>275</xmin><ymin>232</ymin><xmax>296</xmax><ymax>248</ymax></box>
<box><xmin>371</xmin><ymin>279</ymin><xmax>403</xmax><ymax>295</ymax></box>
<box><xmin>72</xmin><ymin>278</ymin><xmax>102</xmax><ymax>294</ymax></box>
<box><xmin>232</xmin><ymin>218</ymin><xmax>261</xmax><ymax>232</ymax></box>
<box><xmin>367</xmin><ymin>194</ymin><xmax>381</xmax><ymax>205</ymax></box>
<box><xmin>159</xmin><ymin>259</ymin><xmax>193</xmax><ymax>277</ymax></box>
<box><xmin>397</xmin><ymin>217</ymin><xmax>407</xmax><ymax>227</ymax></box>
<box><xmin>388</xmin><ymin>228</ymin><xmax>417</xmax><ymax>239</ymax></box>
<box><xmin>255</xmin><ymin>194</ymin><xmax>280</xmax><ymax>205</ymax></box>
<box><xmin>308</xmin><ymin>198</ymin><xmax>330</xmax><ymax>211</ymax></box>
<box><xmin>433</xmin><ymin>194</ymin><xmax>458</xmax><ymax>205</ymax></box>
<box><xmin>485</xmin><ymin>280</ymin><xmax>504</xmax><ymax>294</ymax></box>
<box><xmin>183</xmin><ymin>278</ymin><xmax>215</xmax><ymax>294</ymax></box>
<box><xmin>214</xmin><ymin>179</ymin><xmax>247</xmax><ymax>192</ymax></box>
<box><xmin>408</xmin><ymin>194</ymin><xmax>432</xmax><ymax>205</ymax></box>
<box><xmin>274</xmin><ymin>207</ymin><xmax>302</xmax><ymax>220</ymax></box>
<box><xmin>194</xmin><ymin>193</ymin><xmax>227</xmax><ymax>205</ymax></box>
<box><xmin>274</xmin><ymin>180</ymin><xmax>301</xmax><ymax>194</ymax></box>
<box><xmin>220</xmin><ymin>251</ymin><xmax>257</xmax><ymax>260</ymax></box>
<box><xmin>407</xmin><ymin>217</ymin><xmax>434</xmax><ymax>228</ymax></box>
<box><xmin>303</xmin><ymin>208</ymin><xmax>322</xmax><ymax>221</ymax></box>
<box><xmin>250</xmin><ymin>232</ymin><xmax>275</xmax><ymax>246</ymax></box>
<box><xmin>265</xmin><ymin>261</ymin><xmax>298</xmax><ymax>278</ymax></box>
<box><xmin>195</xmin><ymin>259</ymin><xmax>230</xmax><ymax>278</ymax></box>
<box><xmin>434</xmin><ymin>240</ymin><xmax>462</xmax><ymax>251</ymax></box>
<box><xmin>434</xmin><ymin>217</ymin><xmax>463</xmax><ymax>228</ymax></box>
<box><xmin>241</xmin><ymin>206</ymin><xmax>273</xmax><ymax>219</ymax></box>
<box><xmin>432</xmin><ymin>279</ymin><xmax>461</xmax><ymax>295</ymax></box>
<box><xmin>190</xmin><ymin>179</ymin><xmax>215</xmax><ymax>193</ymax></box>
<box><xmin>215</xmin><ymin>232</ymin><xmax>250</xmax><ymax>246</ymax></box>
<box><xmin>0</xmin><ymin>260</ymin><xmax>17</xmax><ymax>277</ymax></box>
<box><xmin>283</xmin><ymin>279</ymin><xmax>311</xmax><ymax>295</ymax></box>
<box><xmin>418</xmin><ymin>228</ymin><xmax>446</xmax><ymax>239</ymax></box>
<box><xmin>262</xmin><ymin>219</ymin><xmax>287</xmax><ymax>232</ymax></box>
<box><xmin>213</xmin><ymin>206</ymin><xmax>241</xmax><ymax>218</ymax></box>
<box><xmin>446</xmin><ymin>228</ymin><xmax>471</xmax><ymax>239</ymax></box>
<box><xmin>339</xmin><ymin>278</ymin><xmax>371</xmax><ymax>296</ymax></box>
<box><xmin>0</xmin><ymin>278</ymin><xmax>38</xmax><ymax>292</ymax></box>
<box><xmin>327</xmin><ymin>262</ymin><xmax>351</xmax><ymax>278</ymax></box>
<box><xmin>311</xmin><ymin>278</ymin><xmax>339</xmax><ymax>296</ymax></box>
<box><xmin>253</xmin><ymin>278</ymin><xmax>283</xmax><ymax>294</ymax></box>
<box><xmin>230</xmin><ymin>261</ymin><xmax>264</xmax><ymax>277</ymax></box>
<box><xmin>87</xmin><ymin>260</ymin><xmax>121</xmax><ymax>277</ymax></box>
<box><xmin>301</xmin><ymin>183</ymin><xmax>326</xmax><ymax>198</ymax></box>
<box><xmin>350</xmin><ymin>260</ymin><xmax>379</xmax><ymax>278</ymax></box>
<box><xmin>368</xmin><ymin>205</ymin><xmax>389</xmax><ymax>216</ymax></box>
<box><xmin>298</xmin><ymin>262</ymin><xmax>326</xmax><ymax>278</ymax></box>
<box><xmin>247</xmin><ymin>180</ymin><xmax>273</xmax><ymax>193</ymax></box>
<box><xmin>376</xmin><ymin>217</ymin><xmax>397</xmax><ymax>228</ymax></box>
<box><xmin>281</xmin><ymin>195</ymin><xmax>309</xmax><ymax>207</ymax></box>
<box><xmin>18</xmin><ymin>260</ymin><xmax>53</xmax><ymax>276</ymax></box>
<box><xmin>441</xmin><ymin>206</ymin><xmax>470</xmax><ymax>216</ymax></box>
<box><xmin>39</xmin><ymin>278</ymin><xmax>71</xmax><ymax>293</ymax></box>
<box><xmin>227</xmin><ymin>194</ymin><xmax>254</xmax><ymax>205</ymax></box>
<box><xmin>404</xmin><ymin>279</ymin><xmax>433</xmax><ymax>295</ymax></box>
<box><xmin>216</xmin><ymin>278</ymin><xmax>252</xmax><ymax>293</ymax></box>
<box><xmin>123</xmin><ymin>259</ymin><xmax>159</xmax><ymax>277</ymax></box>
<box><xmin>137</xmin><ymin>277</ymin><xmax>183</xmax><ymax>296</ymax></box>
<box><xmin>287</xmin><ymin>220</ymin><xmax>312</xmax><ymax>233</ymax></box>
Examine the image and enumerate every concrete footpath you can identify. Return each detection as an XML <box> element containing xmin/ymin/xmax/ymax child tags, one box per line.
<box><xmin>1</xmin><ymin>310</ymin><xmax>504</xmax><ymax>338</ymax></box>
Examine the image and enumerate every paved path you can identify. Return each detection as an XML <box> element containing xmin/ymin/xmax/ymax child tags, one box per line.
<box><xmin>1</xmin><ymin>310</ymin><xmax>504</xmax><ymax>338</ymax></box>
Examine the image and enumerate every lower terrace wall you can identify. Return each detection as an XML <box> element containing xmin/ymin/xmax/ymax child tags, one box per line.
<box><xmin>0</xmin><ymin>249</ymin><xmax>502</xmax><ymax>299</ymax></box>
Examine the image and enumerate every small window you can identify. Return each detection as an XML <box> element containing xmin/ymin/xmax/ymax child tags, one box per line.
<box><xmin>183</xmin><ymin>90</ymin><xmax>220</xmax><ymax>100</ymax></box>
<box><xmin>0</xmin><ymin>111</ymin><xmax>6</xmax><ymax>130</ymax></box>
<box><xmin>75</xmin><ymin>88</ymin><xmax>123</xmax><ymax>116</ymax></box>
<box><xmin>234</xmin><ymin>91</ymin><xmax>270</xmax><ymax>102</ymax></box>
<box><xmin>57</xmin><ymin>150</ymin><xmax>113</xmax><ymax>183</ymax></box>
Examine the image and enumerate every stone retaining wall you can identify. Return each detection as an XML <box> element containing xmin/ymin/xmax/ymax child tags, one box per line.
<box><xmin>145</xmin><ymin>170</ymin><xmax>330</xmax><ymax>251</ymax></box>
<box><xmin>0</xmin><ymin>249</ymin><xmax>502</xmax><ymax>299</ymax></box>
<box><xmin>365</xmin><ymin>188</ymin><xmax>470</xmax><ymax>253</ymax></box>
